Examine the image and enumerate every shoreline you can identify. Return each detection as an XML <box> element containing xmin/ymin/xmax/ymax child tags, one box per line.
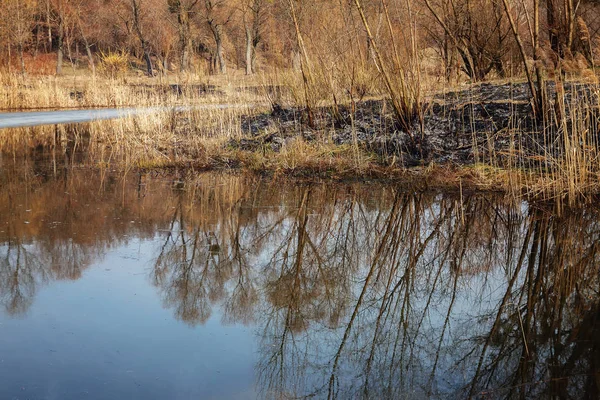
<box><xmin>1</xmin><ymin>80</ymin><xmax>599</xmax><ymax>203</ymax></box>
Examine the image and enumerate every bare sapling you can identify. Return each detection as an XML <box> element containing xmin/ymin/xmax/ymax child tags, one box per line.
<box><xmin>352</xmin><ymin>0</ymin><xmax>422</xmax><ymax>144</ymax></box>
<box><xmin>287</xmin><ymin>0</ymin><xmax>315</xmax><ymax>129</ymax></box>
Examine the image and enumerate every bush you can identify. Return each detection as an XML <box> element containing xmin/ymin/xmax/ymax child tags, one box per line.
<box><xmin>99</xmin><ymin>50</ymin><xmax>130</xmax><ymax>78</ymax></box>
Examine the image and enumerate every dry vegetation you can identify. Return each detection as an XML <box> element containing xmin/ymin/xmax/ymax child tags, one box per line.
<box><xmin>2</xmin><ymin>0</ymin><xmax>600</xmax><ymax>202</ymax></box>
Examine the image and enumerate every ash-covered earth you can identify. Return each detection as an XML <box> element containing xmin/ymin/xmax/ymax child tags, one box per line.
<box><xmin>233</xmin><ymin>81</ymin><xmax>599</xmax><ymax>167</ymax></box>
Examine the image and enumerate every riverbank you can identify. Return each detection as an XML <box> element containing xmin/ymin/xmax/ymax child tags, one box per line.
<box><xmin>222</xmin><ymin>80</ymin><xmax>600</xmax><ymax>201</ymax></box>
<box><xmin>1</xmin><ymin>79</ymin><xmax>599</xmax><ymax>202</ymax></box>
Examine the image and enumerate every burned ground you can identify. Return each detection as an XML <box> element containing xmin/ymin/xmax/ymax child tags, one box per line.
<box><xmin>234</xmin><ymin>82</ymin><xmax>600</xmax><ymax>168</ymax></box>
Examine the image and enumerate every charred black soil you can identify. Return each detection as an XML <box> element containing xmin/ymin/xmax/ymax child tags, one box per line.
<box><xmin>233</xmin><ymin>81</ymin><xmax>599</xmax><ymax>168</ymax></box>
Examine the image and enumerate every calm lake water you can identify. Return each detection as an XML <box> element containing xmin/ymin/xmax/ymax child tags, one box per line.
<box><xmin>1</xmin><ymin>156</ymin><xmax>599</xmax><ymax>399</ymax></box>
<box><xmin>0</xmin><ymin>104</ymin><xmax>248</xmax><ymax>129</ymax></box>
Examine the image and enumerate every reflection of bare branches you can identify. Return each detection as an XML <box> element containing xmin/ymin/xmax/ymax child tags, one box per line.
<box><xmin>0</xmin><ymin>241</ymin><xmax>47</xmax><ymax>315</ymax></box>
<box><xmin>153</xmin><ymin>198</ymin><xmax>216</xmax><ymax>325</ymax></box>
<box><xmin>0</xmin><ymin>237</ymin><xmax>95</xmax><ymax>315</ymax></box>
<box><xmin>464</xmin><ymin>207</ymin><xmax>600</xmax><ymax>398</ymax></box>
<box><xmin>328</xmin><ymin>192</ymin><xmax>402</xmax><ymax>399</ymax></box>
<box><xmin>2</xmin><ymin>160</ymin><xmax>600</xmax><ymax>398</ymax></box>
<box><xmin>222</xmin><ymin>214</ymin><xmax>258</xmax><ymax>326</ymax></box>
<box><xmin>253</xmin><ymin>191</ymin><xmax>600</xmax><ymax>399</ymax></box>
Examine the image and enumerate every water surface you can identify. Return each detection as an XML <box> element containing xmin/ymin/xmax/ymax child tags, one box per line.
<box><xmin>0</xmin><ymin>103</ymin><xmax>248</xmax><ymax>129</ymax></box>
<box><xmin>0</xmin><ymin>158</ymin><xmax>599</xmax><ymax>399</ymax></box>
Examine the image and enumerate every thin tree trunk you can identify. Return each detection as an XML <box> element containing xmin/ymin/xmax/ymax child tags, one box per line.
<box><xmin>131</xmin><ymin>0</ymin><xmax>154</xmax><ymax>76</ymax></box>
<box><xmin>423</xmin><ymin>0</ymin><xmax>477</xmax><ymax>80</ymax></box>
<box><xmin>85</xmin><ymin>44</ymin><xmax>95</xmax><ymax>74</ymax></box>
<box><xmin>292</xmin><ymin>51</ymin><xmax>301</xmax><ymax>71</ymax></box>
<box><xmin>565</xmin><ymin>0</ymin><xmax>582</xmax><ymax>51</ymax></box>
<box><xmin>7</xmin><ymin>44</ymin><xmax>12</xmax><ymax>74</ymax></box>
<box><xmin>245</xmin><ymin>24</ymin><xmax>253</xmax><ymax>75</ymax></box>
<box><xmin>547</xmin><ymin>0</ymin><xmax>559</xmax><ymax>55</ymax></box>
<box><xmin>213</xmin><ymin>25</ymin><xmax>226</xmax><ymax>74</ymax></box>
<box><xmin>56</xmin><ymin>9</ymin><xmax>64</xmax><ymax>75</ymax></box>
<box><xmin>141</xmin><ymin>45</ymin><xmax>154</xmax><ymax>76</ymax></box>
<box><xmin>78</xmin><ymin>20</ymin><xmax>95</xmax><ymax>75</ymax></box>
<box><xmin>287</xmin><ymin>0</ymin><xmax>314</xmax><ymax>128</ymax></box>
<box><xmin>500</xmin><ymin>0</ymin><xmax>540</xmax><ymax>116</ymax></box>
<box><xmin>353</xmin><ymin>0</ymin><xmax>415</xmax><ymax>138</ymax></box>
<box><xmin>181</xmin><ymin>35</ymin><xmax>192</xmax><ymax>72</ymax></box>
<box><xmin>381</xmin><ymin>0</ymin><xmax>400</xmax><ymax>71</ymax></box>
<box><xmin>533</xmin><ymin>0</ymin><xmax>546</xmax><ymax>119</ymax></box>
<box><xmin>66</xmin><ymin>28</ymin><xmax>76</xmax><ymax>72</ymax></box>
<box><xmin>46</xmin><ymin>0</ymin><xmax>52</xmax><ymax>51</ymax></box>
<box><xmin>250</xmin><ymin>1</ymin><xmax>261</xmax><ymax>73</ymax></box>
<box><xmin>18</xmin><ymin>43</ymin><xmax>26</xmax><ymax>74</ymax></box>
<box><xmin>15</xmin><ymin>0</ymin><xmax>26</xmax><ymax>74</ymax></box>
<box><xmin>444</xmin><ymin>33</ymin><xmax>452</xmax><ymax>82</ymax></box>
<box><xmin>176</xmin><ymin>4</ymin><xmax>192</xmax><ymax>72</ymax></box>
<box><xmin>34</xmin><ymin>24</ymin><xmax>41</xmax><ymax>57</ymax></box>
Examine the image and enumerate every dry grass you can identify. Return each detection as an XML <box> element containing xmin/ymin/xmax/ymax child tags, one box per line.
<box><xmin>497</xmin><ymin>84</ymin><xmax>600</xmax><ymax>204</ymax></box>
<box><xmin>0</xmin><ymin>68</ymin><xmax>274</xmax><ymax>111</ymax></box>
<box><xmin>0</xmin><ymin>101</ymin><xmax>254</xmax><ymax>168</ymax></box>
<box><xmin>2</xmin><ymin>65</ymin><xmax>600</xmax><ymax>204</ymax></box>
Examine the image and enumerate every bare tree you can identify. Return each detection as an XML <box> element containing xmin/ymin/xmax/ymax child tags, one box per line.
<box><xmin>55</xmin><ymin>0</ymin><xmax>65</xmax><ymax>74</ymax></box>
<box><xmin>423</xmin><ymin>0</ymin><xmax>513</xmax><ymax>81</ymax></box>
<box><xmin>75</xmin><ymin>9</ymin><xmax>96</xmax><ymax>74</ymax></box>
<box><xmin>2</xmin><ymin>0</ymin><xmax>37</xmax><ymax>74</ymax></box>
<box><xmin>168</xmin><ymin>0</ymin><xmax>198</xmax><ymax>72</ymax></box>
<box><xmin>203</xmin><ymin>0</ymin><xmax>231</xmax><ymax>74</ymax></box>
<box><xmin>130</xmin><ymin>0</ymin><xmax>155</xmax><ymax>76</ymax></box>
<box><xmin>241</xmin><ymin>0</ymin><xmax>264</xmax><ymax>74</ymax></box>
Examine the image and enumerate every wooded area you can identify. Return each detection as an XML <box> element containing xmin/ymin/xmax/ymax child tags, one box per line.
<box><xmin>0</xmin><ymin>0</ymin><xmax>598</xmax><ymax>81</ymax></box>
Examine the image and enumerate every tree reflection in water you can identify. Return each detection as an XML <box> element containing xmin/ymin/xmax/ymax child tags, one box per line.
<box><xmin>0</xmin><ymin>159</ymin><xmax>599</xmax><ymax>398</ymax></box>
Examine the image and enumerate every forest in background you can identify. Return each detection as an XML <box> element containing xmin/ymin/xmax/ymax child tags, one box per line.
<box><xmin>0</xmin><ymin>0</ymin><xmax>599</xmax><ymax>82</ymax></box>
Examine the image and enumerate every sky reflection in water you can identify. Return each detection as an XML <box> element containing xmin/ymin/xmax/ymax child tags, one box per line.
<box><xmin>0</xmin><ymin>160</ymin><xmax>599</xmax><ymax>399</ymax></box>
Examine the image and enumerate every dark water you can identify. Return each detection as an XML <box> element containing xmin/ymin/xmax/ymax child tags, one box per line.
<box><xmin>0</xmin><ymin>159</ymin><xmax>599</xmax><ymax>399</ymax></box>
